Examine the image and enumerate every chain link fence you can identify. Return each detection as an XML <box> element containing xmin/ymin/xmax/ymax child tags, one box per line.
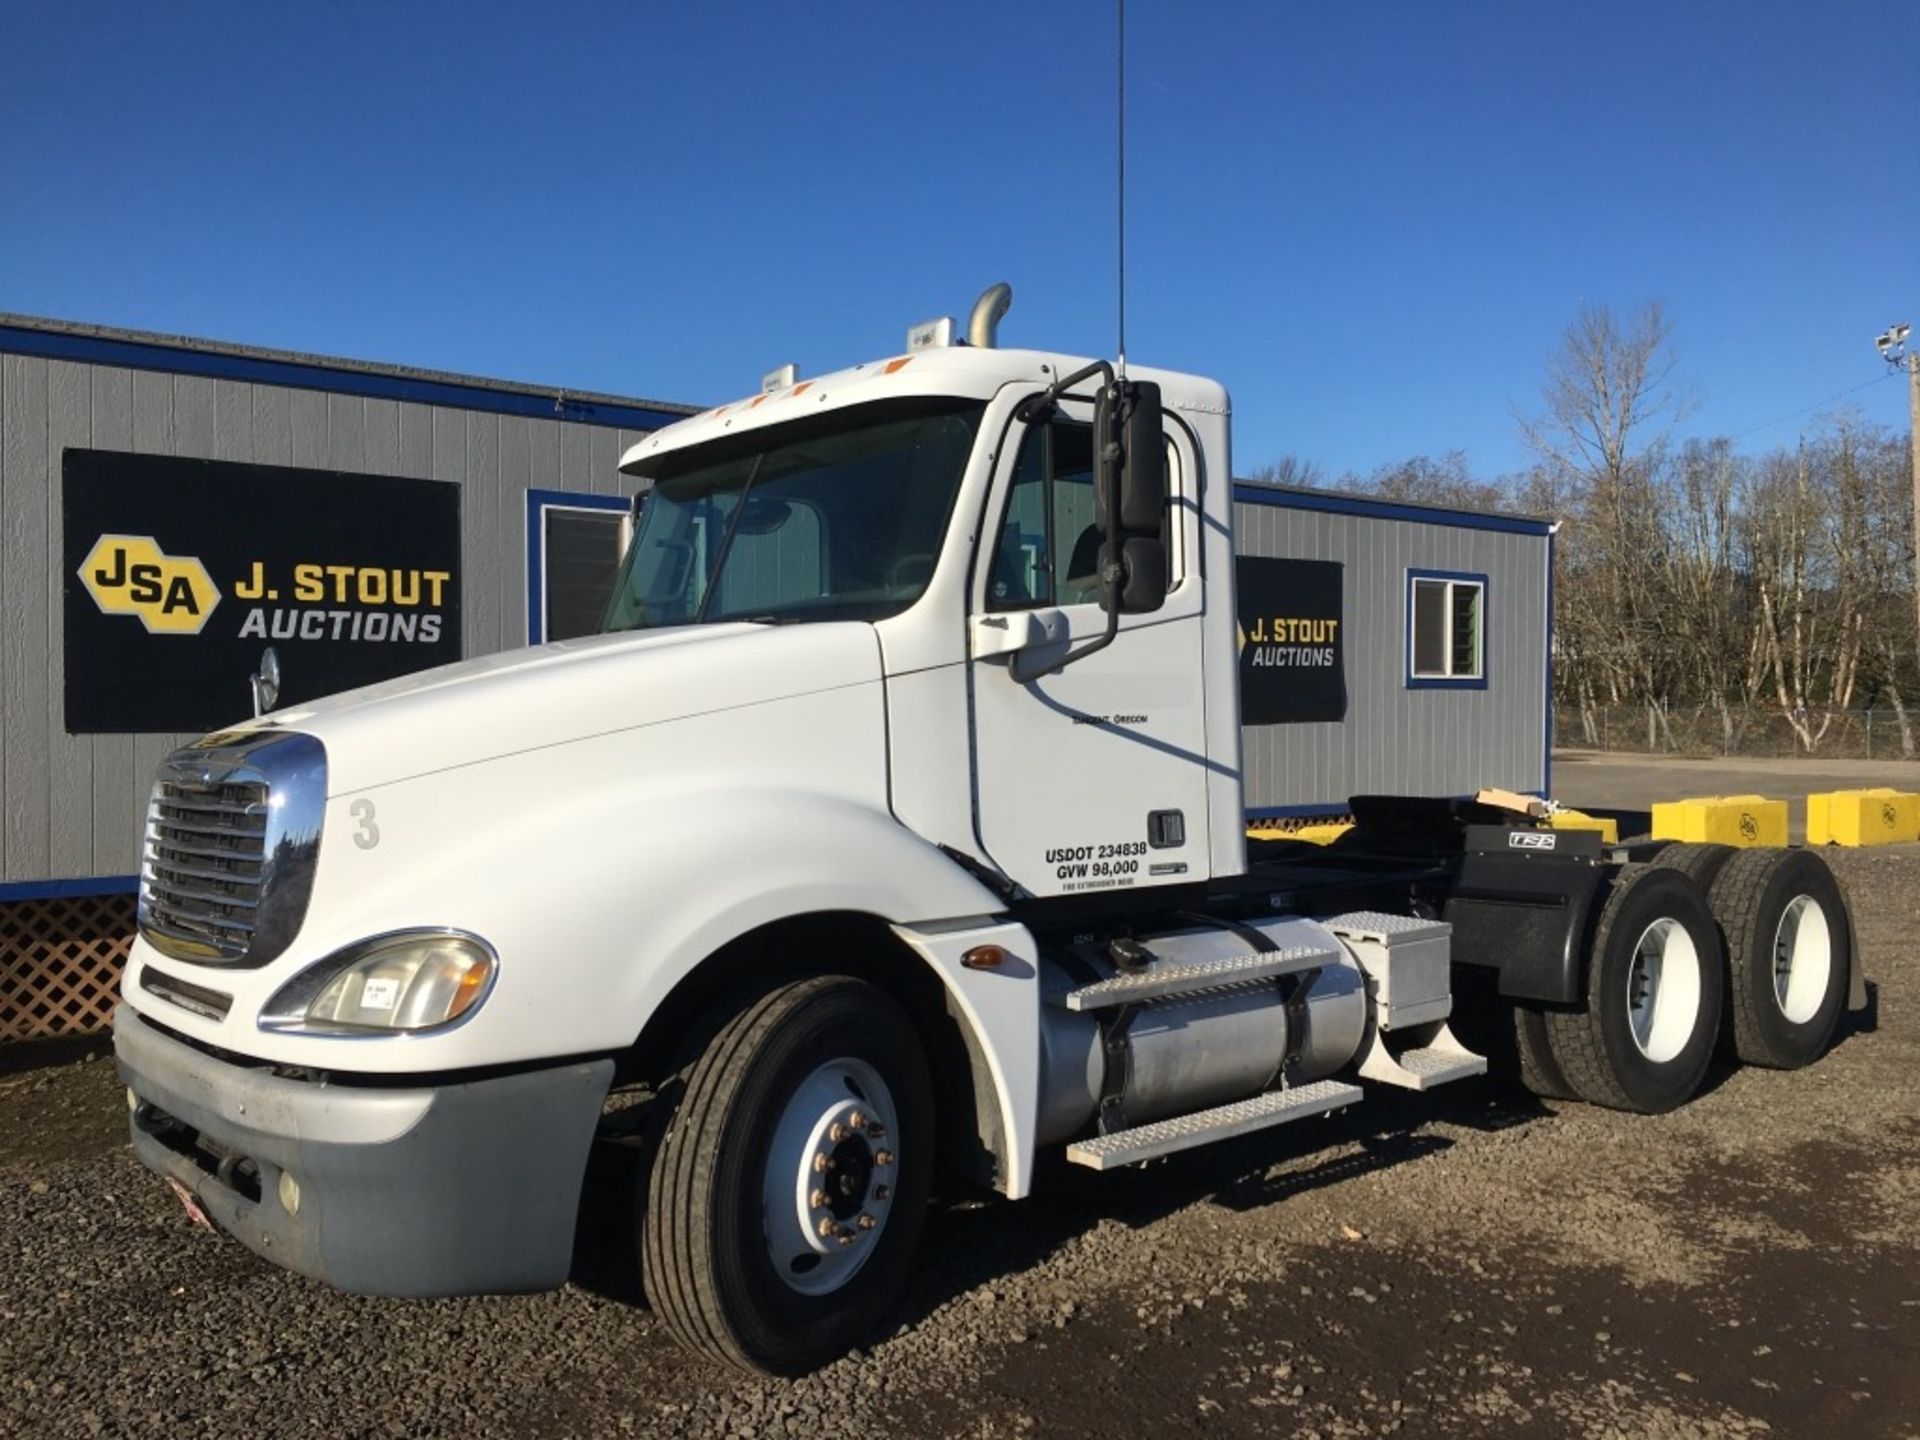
<box><xmin>1553</xmin><ymin>705</ymin><xmax>1919</xmax><ymax>760</ymax></box>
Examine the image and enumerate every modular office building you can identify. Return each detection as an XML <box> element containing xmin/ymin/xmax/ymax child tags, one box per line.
<box><xmin>0</xmin><ymin>314</ymin><xmax>693</xmax><ymax>1039</ymax></box>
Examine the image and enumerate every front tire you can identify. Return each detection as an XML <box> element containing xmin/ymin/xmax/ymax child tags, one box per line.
<box><xmin>1709</xmin><ymin>848</ymin><xmax>1850</xmax><ymax>1070</ymax></box>
<box><xmin>643</xmin><ymin>976</ymin><xmax>934</xmax><ymax>1374</ymax></box>
<box><xmin>1545</xmin><ymin>865</ymin><xmax>1726</xmax><ymax>1113</ymax></box>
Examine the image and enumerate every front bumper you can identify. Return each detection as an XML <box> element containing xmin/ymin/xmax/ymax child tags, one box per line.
<box><xmin>113</xmin><ymin>1004</ymin><xmax>613</xmax><ymax>1295</ymax></box>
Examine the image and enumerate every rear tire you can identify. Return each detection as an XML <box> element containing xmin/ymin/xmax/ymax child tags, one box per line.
<box><xmin>1709</xmin><ymin>848</ymin><xmax>1849</xmax><ymax>1070</ymax></box>
<box><xmin>1648</xmin><ymin>841</ymin><xmax>1737</xmax><ymax>892</ymax></box>
<box><xmin>1545</xmin><ymin>865</ymin><xmax>1725</xmax><ymax>1113</ymax></box>
<box><xmin>1511</xmin><ymin>1002</ymin><xmax>1578</xmax><ymax>1100</ymax></box>
<box><xmin>642</xmin><ymin>976</ymin><xmax>934</xmax><ymax>1375</ymax></box>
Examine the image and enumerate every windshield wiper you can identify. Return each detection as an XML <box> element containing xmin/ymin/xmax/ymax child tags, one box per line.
<box><xmin>692</xmin><ymin>452</ymin><xmax>768</xmax><ymax>625</ymax></box>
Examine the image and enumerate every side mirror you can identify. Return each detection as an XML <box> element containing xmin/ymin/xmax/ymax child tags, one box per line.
<box><xmin>250</xmin><ymin>646</ymin><xmax>281</xmax><ymax>717</ymax></box>
<box><xmin>1093</xmin><ymin>380</ymin><xmax>1168</xmax><ymax>615</ymax></box>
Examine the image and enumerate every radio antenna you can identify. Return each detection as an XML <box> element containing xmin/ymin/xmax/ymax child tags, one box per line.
<box><xmin>1115</xmin><ymin>0</ymin><xmax>1128</xmax><ymax>379</ymax></box>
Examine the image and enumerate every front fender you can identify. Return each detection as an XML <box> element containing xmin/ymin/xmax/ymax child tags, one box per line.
<box><xmin>126</xmin><ymin>677</ymin><xmax>1006</xmax><ymax>1069</ymax></box>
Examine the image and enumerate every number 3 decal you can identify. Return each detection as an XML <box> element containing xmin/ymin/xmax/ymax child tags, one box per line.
<box><xmin>351</xmin><ymin>798</ymin><xmax>380</xmax><ymax>850</ymax></box>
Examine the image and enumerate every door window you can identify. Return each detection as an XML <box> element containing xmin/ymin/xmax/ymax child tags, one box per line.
<box><xmin>985</xmin><ymin>420</ymin><xmax>1103</xmax><ymax>610</ymax></box>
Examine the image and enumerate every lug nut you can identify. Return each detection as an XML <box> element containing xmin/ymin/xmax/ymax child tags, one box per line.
<box><xmin>829</xmin><ymin>1121</ymin><xmax>849</xmax><ymax>1142</ymax></box>
<box><xmin>874</xmin><ymin>1184</ymin><xmax>891</xmax><ymax>1202</ymax></box>
<box><xmin>866</xmin><ymin>1121</ymin><xmax>886</xmax><ymax>1138</ymax></box>
<box><xmin>874</xmin><ymin>1149</ymin><xmax>894</xmax><ymax>1167</ymax></box>
<box><xmin>849</xmin><ymin>1111</ymin><xmax>867</xmax><ymax>1131</ymax></box>
<box><xmin>837</xmin><ymin>1232</ymin><xmax>857</xmax><ymax>1247</ymax></box>
<box><xmin>857</xmin><ymin>1213</ymin><xmax>877</xmax><ymax>1231</ymax></box>
<box><xmin>813</xmin><ymin>1151</ymin><xmax>829</xmax><ymax>1174</ymax></box>
<box><xmin>816</xmin><ymin>1216</ymin><xmax>838</xmax><ymax>1239</ymax></box>
<box><xmin>810</xmin><ymin>1188</ymin><xmax>828</xmax><ymax>1209</ymax></box>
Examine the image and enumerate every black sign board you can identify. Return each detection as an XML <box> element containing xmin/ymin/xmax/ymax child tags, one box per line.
<box><xmin>62</xmin><ymin>449</ymin><xmax>461</xmax><ymax>733</ymax></box>
<box><xmin>1236</xmin><ymin>556</ymin><xmax>1347</xmax><ymax>725</ymax></box>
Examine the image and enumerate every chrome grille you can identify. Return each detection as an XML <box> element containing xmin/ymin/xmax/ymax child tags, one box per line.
<box><xmin>138</xmin><ymin>730</ymin><xmax>326</xmax><ymax>968</ymax></box>
<box><xmin>142</xmin><ymin>778</ymin><xmax>269</xmax><ymax>960</ymax></box>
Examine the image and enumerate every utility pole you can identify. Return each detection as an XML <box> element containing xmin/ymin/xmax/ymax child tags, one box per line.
<box><xmin>1877</xmin><ymin>324</ymin><xmax>1920</xmax><ymax>656</ymax></box>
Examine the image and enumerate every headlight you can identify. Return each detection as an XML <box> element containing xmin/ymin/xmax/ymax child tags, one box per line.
<box><xmin>261</xmin><ymin>930</ymin><xmax>496</xmax><ymax>1034</ymax></box>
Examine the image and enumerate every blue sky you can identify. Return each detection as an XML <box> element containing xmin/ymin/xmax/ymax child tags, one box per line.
<box><xmin>3</xmin><ymin>2</ymin><xmax>1914</xmax><ymax>479</ymax></box>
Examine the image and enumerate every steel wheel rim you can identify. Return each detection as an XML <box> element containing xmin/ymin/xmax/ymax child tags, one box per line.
<box><xmin>1625</xmin><ymin>917</ymin><xmax>1702</xmax><ymax>1063</ymax></box>
<box><xmin>762</xmin><ymin>1057</ymin><xmax>899</xmax><ymax>1297</ymax></box>
<box><xmin>1772</xmin><ymin>894</ymin><xmax>1832</xmax><ymax>1025</ymax></box>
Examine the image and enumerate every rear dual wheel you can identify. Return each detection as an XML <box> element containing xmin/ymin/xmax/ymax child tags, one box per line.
<box><xmin>1544</xmin><ymin>864</ymin><xmax>1725</xmax><ymax>1113</ymax></box>
<box><xmin>1710</xmin><ymin>847</ymin><xmax>1850</xmax><ymax>1070</ymax></box>
<box><xmin>1510</xmin><ymin>847</ymin><xmax>1851</xmax><ymax>1110</ymax></box>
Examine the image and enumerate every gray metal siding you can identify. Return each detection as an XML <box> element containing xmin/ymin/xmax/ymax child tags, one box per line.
<box><xmin>1235</xmin><ymin>498</ymin><xmax>1551</xmax><ymax>812</ymax></box>
<box><xmin>1</xmin><ymin>355</ymin><xmax>648</xmax><ymax>885</ymax></box>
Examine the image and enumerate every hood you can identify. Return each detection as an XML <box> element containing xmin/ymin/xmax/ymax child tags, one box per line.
<box><xmin>245</xmin><ymin>622</ymin><xmax>884</xmax><ymax>795</ymax></box>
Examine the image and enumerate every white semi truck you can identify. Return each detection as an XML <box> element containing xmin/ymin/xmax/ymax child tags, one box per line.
<box><xmin>115</xmin><ymin>288</ymin><xmax>1863</xmax><ymax>1374</ymax></box>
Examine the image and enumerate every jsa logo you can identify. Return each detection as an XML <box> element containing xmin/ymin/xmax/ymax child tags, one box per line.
<box><xmin>78</xmin><ymin>535</ymin><xmax>221</xmax><ymax>635</ymax></box>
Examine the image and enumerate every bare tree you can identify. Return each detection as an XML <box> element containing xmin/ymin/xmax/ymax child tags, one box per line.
<box><xmin>1523</xmin><ymin>302</ymin><xmax>1693</xmax><ymax>747</ymax></box>
<box><xmin>1243</xmin><ymin>454</ymin><xmax>1326</xmax><ymax>490</ymax></box>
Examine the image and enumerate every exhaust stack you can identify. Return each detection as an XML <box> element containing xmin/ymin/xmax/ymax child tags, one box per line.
<box><xmin>968</xmin><ymin>283</ymin><xmax>1013</xmax><ymax>349</ymax></box>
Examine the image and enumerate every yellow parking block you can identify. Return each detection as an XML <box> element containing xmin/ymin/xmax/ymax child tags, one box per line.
<box><xmin>1288</xmin><ymin>822</ymin><xmax>1355</xmax><ymax>845</ymax></box>
<box><xmin>1806</xmin><ymin>788</ymin><xmax>1920</xmax><ymax>847</ymax></box>
<box><xmin>1650</xmin><ymin>794</ymin><xmax>1788</xmax><ymax>848</ymax></box>
<box><xmin>1246</xmin><ymin>820</ymin><xmax>1353</xmax><ymax>845</ymax></box>
<box><xmin>1548</xmin><ymin>808</ymin><xmax>1619</xmax><ymax>844</ymax></box>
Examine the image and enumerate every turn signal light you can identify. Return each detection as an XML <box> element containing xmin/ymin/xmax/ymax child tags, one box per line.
<box><xmin>961</xmin><ymin>945</ymin><xmax>1009</xmax><ymax>970</ymax></box>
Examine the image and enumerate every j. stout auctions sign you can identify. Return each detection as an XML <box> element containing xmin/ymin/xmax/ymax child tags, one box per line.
<box><xmin>1235</xmin><ymin>556</ymin><xmax>1347</xmax><ymax>725</ymax></box>
<box><xmin>63</xmin><ymin>450</ymin><xmax>461</xmax><ymax>733</ymax></box>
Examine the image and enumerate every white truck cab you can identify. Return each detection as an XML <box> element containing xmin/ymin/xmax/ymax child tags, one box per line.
<box><xmin>114</xmin><ymin>288</ymin><xmax>1863</xmax><ymax>1375</ymax></box>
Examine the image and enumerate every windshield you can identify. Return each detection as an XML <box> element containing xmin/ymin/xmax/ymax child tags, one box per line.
<box><xmin>601</xmin><ymin>399</ymin><xmax>985</xmax><ymax>632</ymax></box>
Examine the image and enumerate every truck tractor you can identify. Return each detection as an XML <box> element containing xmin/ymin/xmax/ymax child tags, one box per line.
<box><xmin>115</xmin><ymin>286</ymin><xmax>1864</xmax><ymax>1374</ymax></box>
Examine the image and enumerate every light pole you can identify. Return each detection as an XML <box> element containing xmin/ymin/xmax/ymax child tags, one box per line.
<box><xmin>1877</xmin><ymin>324</ymin><xmax>1920</xmax><ymax>656</ymax></box>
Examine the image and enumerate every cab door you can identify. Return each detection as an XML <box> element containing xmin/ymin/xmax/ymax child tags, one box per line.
<box><xmin>967</xmin><ymin>398</ymin><xmax>1212</xmax><ymax>899</ymax></box>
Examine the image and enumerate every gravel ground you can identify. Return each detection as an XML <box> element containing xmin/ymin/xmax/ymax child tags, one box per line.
<box><xmin>4</xmin><ymin>842</ymin><xmax>1917</xmax><ymax>1438</ymax></box>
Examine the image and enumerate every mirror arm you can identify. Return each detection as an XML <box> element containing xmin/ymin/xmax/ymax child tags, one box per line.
<box><xmin>1010</xmin><ymin>586</ymin><xmax>1120</xmax><ymax>683</ymax></box>
<box><xmin>1018</xmin><ymin>359</ymin><xmax>1116</xmax><ymax>423</ymax></box>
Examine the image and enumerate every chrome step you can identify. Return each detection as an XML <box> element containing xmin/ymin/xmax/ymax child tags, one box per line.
<box><xmin>1355</xmin><ymin>1020</ymin><xmax>1488</xmax><ymax>1091</ymax></box>
<box><xmin>1392</xmin><ymin>1045</ymin><xmax>1487</xmax><ymax>1087</ymax></box>
<box><xmin>1064</xmin><ymin>1080</ymin><xmax>1363</xmax><ymax>1170</ymax></box>
<box><xmin>1058</xmin><ymin>944</ymin><xmax>1334</xmax><ymax>1012</ymax></box>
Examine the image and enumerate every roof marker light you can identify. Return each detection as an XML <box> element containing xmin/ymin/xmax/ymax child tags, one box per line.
<box><xmin>761</xmin><ymin>363</ymin><xmax>797</xmax><ymax>394</ymax></box>
<box><xmin>883</xmin><ymin>356</ymin><xmax>914</xmax><ymax>375</ymax></box>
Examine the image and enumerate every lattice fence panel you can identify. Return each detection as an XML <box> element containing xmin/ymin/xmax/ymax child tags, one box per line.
<box><xmin>0</xmin><ymin>895</ymin><xmax>136</xmax><ymax>1041</ymax></box>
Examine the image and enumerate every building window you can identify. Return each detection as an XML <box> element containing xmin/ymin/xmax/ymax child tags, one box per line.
<box><xmin>527</xmin><ymin>490</ymin><xmax>631</xmax><ymax>643</ymax></box>
<box><xmin>1407</xmin><ymin>570</ymin><xmax>1487</xmax><ymax>687</ymax></box>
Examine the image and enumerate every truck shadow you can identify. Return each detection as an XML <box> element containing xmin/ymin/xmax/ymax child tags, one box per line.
<box><xmin>889</xmin><ymin>1077</ymin><xmax>1544</xmax><ymax>1333</ymax></box>
<box><xmin>567</xmin><ymin>1074</ymin><xmax>1554</xmax><ymax>1333</ymax></box>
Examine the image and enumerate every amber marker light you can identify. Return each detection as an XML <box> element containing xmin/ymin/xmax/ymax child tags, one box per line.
<box><xmin>448</xmin><ymin>960</ymin><xmax>491</xmax><ymax>1021</ymax></box>
<box><xmin>961</xmin><ymin>945</ymin><xmax>1009</xmax><ymax>970</ymax></box>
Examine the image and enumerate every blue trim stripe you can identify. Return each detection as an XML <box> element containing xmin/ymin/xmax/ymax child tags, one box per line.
<box><xmin>526</xmin><ymin>488</ymin><xmax>632</xmax><ymax>644</ymax></box>
<box><xmin>1248</xmin><ymin>791</ymin><xmax>1548</xmax><ymax>821</ymax></box>
<box><xmin>0</xmin><ymin>323</ymin><xmax>691</xmax><ymax>434</ymax></box>
<box><xmin>1233</xmin><ymin>483</ymin><xmax>1554</xmax><ymax>537</ymax></box>
<box><xmin>0</xmin><ymin>875</ymin><xmax>139</xmax><ymax>902</ymax></box>
<box><xmin>1246</xmin><ymin>802</ymin><xmax>1358</xmax><ymax>820</ymax></box>
<box><xmin>1406</xmin><ymin>568</ymin><xmax>1490</xmax><ymax>691</ymax></box>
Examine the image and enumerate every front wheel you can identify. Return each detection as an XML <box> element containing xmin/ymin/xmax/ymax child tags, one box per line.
<box><xmin>643</xmin><ymin>976</ymin><xmax>934</xmax><ymax>1375</ymax></box>
<box><xmin>1545</xmin><ymin>865</ymin><xmax>1726</xmax><ymax>1113</ymax></box>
